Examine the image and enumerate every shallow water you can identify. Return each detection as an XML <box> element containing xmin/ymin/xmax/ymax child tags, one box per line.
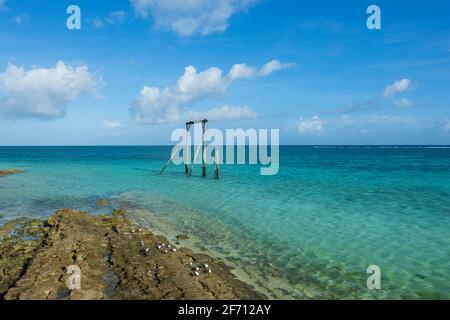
<box><xmin>0</xmin><ymin>146</ymin><xmax>449</xmax><ymax>299</ymax></box>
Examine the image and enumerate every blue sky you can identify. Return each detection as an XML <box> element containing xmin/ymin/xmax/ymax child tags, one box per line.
<box><xmin>0</xmin><ymin>0</ymin><xmax>449</xmax><ymax>145</ymax></box>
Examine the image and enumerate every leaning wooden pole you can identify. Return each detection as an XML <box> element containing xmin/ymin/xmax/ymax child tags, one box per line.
<box><xmin>201</xmin><ymin>120</ymin><xmax>207</xmax><ymax>177</ymax></box>
<box><xmin>160</xmin><ymin>145</ymin><xmax>180</xmax><ymax>175</ymax></box>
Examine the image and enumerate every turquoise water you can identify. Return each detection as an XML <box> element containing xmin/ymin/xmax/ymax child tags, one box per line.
<box><xmin>0</xmin><ymin>146</ymin><xmax>449</xmax><ymax>299</ymax></box>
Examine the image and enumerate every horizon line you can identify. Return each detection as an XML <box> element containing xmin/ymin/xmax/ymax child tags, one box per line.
<box><xmin>1</xmin><ymin>144</ymin><xmax>450</xmax><ymax>147</ymax></box>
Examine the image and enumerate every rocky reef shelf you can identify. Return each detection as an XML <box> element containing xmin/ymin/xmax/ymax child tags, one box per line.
<box><xmin>0</xmin><ymin>208</ymin><xmax>265</xmax><ymax>300</ymax></box>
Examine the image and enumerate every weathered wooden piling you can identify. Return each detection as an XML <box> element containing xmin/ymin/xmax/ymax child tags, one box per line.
<box><xmin>214</xmin><ymin>149</ymin><xmax>219</xmax><ymax>180</ymax></box>
<box><xmin>185</xmin><ymin>122</ymin><xmax>191</xmax><ymax>176</ymax></box>
<box><xmin>202</xmin><ymin>120</ymin><xmax>207</xmax><ymax>177</ymax></box>
<box><xmin>161</xmin><ymin>118</ymin><xmax>218</xmax><ymax>179</ymax></box>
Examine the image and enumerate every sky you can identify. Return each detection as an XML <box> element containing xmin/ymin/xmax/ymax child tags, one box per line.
<box><xmin>0</xmin><ymin>0</ymin><xmax>449</xmax><ymax>145</ymax></box>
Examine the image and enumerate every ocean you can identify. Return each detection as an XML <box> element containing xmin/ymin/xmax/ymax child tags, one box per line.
<box><xmin>0</xmin><ymin>146</ymin><xmax>449</xmax><ymax>299</ymax></box>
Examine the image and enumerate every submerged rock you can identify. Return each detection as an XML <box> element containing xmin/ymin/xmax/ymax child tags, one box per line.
<box><xmin>0</xmin><ymin>169</ymin><xmax>24</xmax><ymax>177</ymax></box>
<box><xmin>95</xmin><ymin>198</ymin><xmax>109</xmax><ymax>207</ymax></box>
<box><xmin>111</xmin><ymin>208</ymin><xmax>128</xmax><ymax>216</ymax></box>
<box><xmin>0</xmin><ymin>209</ymin><xmax>265</xmax><ymax>300</ymax></box>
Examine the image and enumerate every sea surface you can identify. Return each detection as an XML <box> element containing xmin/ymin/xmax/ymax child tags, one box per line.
<box><xmin>0</xmin><ymin>146</ymin><xmax>449</xmax><ymax>299</ymax></box>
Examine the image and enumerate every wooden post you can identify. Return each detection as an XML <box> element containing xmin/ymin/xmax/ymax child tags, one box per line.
<box><xmin>185</xmin><ymin>123</ymin><xmax>190</xmax><ymax>176</ymax></box>
<box><xmin>189</xmin><ymin>144</ymin><xmax>201</xmax><ymax>176</ymax></box>
<box><xmin>202</xmin><ymin>120</ymin><xmax>206</xmax><ymax>177</ymax></box>
<box><xmin>214</xmin><ymin>148</ymin><xmax>219</xmax><ymax>180</ymax></box>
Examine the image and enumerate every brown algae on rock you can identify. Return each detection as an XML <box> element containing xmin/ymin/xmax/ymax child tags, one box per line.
<box><xmin>111</xmin><ymin>208</ymin><xmax>129</xmax><ymax>216</ymax></box>
<box><xmin>0</xmin><ymin>209</ymin><xmax>265</xmax><ymax>300</ymax></box>
<box><xmin>95</xmin><ymin>198</ymin><xmax>110</xmax><ymax>207</ymax></box>
<box><xmin>0</xmin><ymin>218</ymin><xmax>48</xmax><ymax>297</ymax></box>
<box><xmin>0</xmin><ymin>169</ymin><xmax>24</xmax><ymax>177</ymax></box>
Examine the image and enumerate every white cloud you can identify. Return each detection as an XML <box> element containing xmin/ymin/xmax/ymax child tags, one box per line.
<box><xmin>184</xmin><ymin>105</ymin><xmax>257</xmax><ymax>121</ymax></box>
<box><xmin>229</xmin><ymin>63</ymin><xmax>255</xmax><ymax>80</ymax></box>
<box><xmin>131</xmin><ymin>65</ymin><xmax>229</xmax><ymax>124</ymax></box>
<box><xmin>131</xmin><ymin>60</ymin><xmax>291</xmax><ymax>124</ymax></box>
<box><xmin>393</xmin><ymin>98</ymin><xmax>415</xmax><ymax>108</ymax></box>
<box><xmin>102</xmin><ymin>120</ymin><xmax>124</xmax><ymax>130</ymax></box>
<box><xmin>229</xmin><ymin>60</ymin><xmax>294</xmax><ymax>80</ymax></box>
<box><xmin>13</xmin><ymin>14</ymin><xmax>30</xmax><ymax>25</ymax></box>
<box><xmin>298</xmin><ymin>116</ymin><xmax>324</xmax><ymax>134</ymax></box>
<box><xmin>383</xmin><ymin>78</ymin><xmax>412</xmax><ymax>98</ymax></box>
<box><xmin>132</xmin><ymin>85</ymin><xmax>182</xmax><ymax>124</ymax></box>
<box><xmin>0</xmin><ymin>61</ymin><xmax>102</xmax><ymax>120</ymax></box>
<box><xmin>177</xmin><ymin>65</ymin><xmax>230</xmax><ymax>99</ymax></box>
<box><xmin>92</xmin><ymin>11</ymin><xmax>127</xmax><ymax>28</ymax></box>
<box><xmin>259</xmin><ymin>60</ymin><xmax>294</xmax><ymax>76</ymax></box>
<box><xmin>130</xmin><ymin>0</ymin><xmax>257</xmax><ymax>36</ymax></box>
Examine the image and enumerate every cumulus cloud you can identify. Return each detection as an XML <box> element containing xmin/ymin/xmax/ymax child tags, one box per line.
<box><xmin>130</xmin><ymin>0</ymin><xmax>257</xmax><ymax>36</ymax></box>
<box><xmin>298</xmin><ymin>116</ymin><xmax>324</xmax><ymax>134</ymax></box>
<box><xmin>229</xmin><ymin>63</ymin><xmax>255</xmax><ymax>80</ymax></box>
<box><xmin>102</xmin><ymin>120</ymin><xmax>125</xmax><ymax>130</ymax></box>
<box><xmin>92</xmin><ymin>11</ymin><xmax>127</xmax><ymax>28</ymax></box>
<box><xmin>393</xmin><ymin>98</ymin><xmax>415</xmax><ymax>108</ymax></box>
<box><xmin>229</xmin><ymin>60</ymin><xmax>294</xmax><ymax>80</ymax></box>
<box><xmin>184</xmin><ymin>105</ymin><xmax>257</xmax><ymax>121</ymax></box>
<box><xmin>259</xmin><ymin>60</ymin><xmax>294</xmax><ymax>76</ymax></box>
<box><xmin>131</xmin><ymin>60</ymin><xmax>291</xmax><ymax>124</ymax></box>
<box><xmin>0</xmin><ymin>61</ymin><xmax>102</xmax><ymax>120</ymax></box>
<box><xmin>132</xmin><ymin>85</ymin><xmax>182</xmax><ymax>124</ymax></box>
<box><xmin>383</xmin><ymin>79</ymin><xmax>412</xmax><ymax>98</ymax></box>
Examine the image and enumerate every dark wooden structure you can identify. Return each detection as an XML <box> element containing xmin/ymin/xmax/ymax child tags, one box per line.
<box><xmin>161</xmin><ymin>118</ymin><xmax>218</xmax><ymax>179</ymax></box>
